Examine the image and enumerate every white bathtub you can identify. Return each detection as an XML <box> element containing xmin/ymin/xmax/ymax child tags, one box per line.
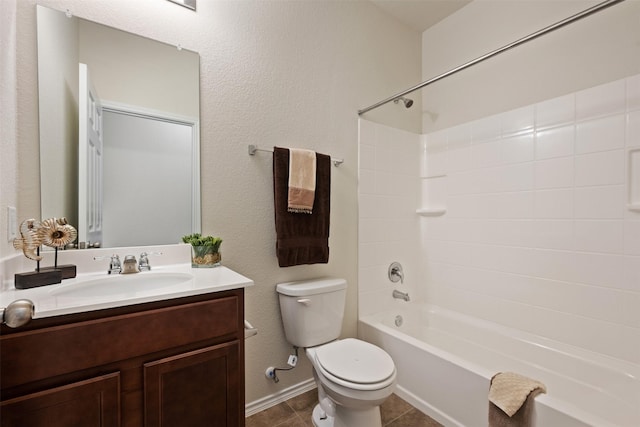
<box><xmin>359</xmin><ymin>303</ymin><xmax>639</xmax><ymax>427</ymax></box>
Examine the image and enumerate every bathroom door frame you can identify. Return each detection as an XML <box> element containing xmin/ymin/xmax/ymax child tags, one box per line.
<box><xmin>100</xmin><ymin>100</ymin><xmax>201</xmax><ymax>246</ymax></box>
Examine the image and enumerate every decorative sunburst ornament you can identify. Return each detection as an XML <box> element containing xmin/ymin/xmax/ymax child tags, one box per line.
<box><xmin>40</xmin><ymin>217</ymin><xmax>77</xmax><ymax>249</ymax></box>
<box><xmin>13</xmin><ymin>217</ymin><xmax>78</xmax><ymax>289</ymax></box>
<box><xmin>12</xmin><ymin>219</ymin><xmax>44</xmax><ymax>261</ymax></box>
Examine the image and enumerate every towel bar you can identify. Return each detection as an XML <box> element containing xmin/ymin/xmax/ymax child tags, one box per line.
<box><xmin>248</xmin><ymin>144</ymin><xmax>344</xmax><ymax>167</ymax></box>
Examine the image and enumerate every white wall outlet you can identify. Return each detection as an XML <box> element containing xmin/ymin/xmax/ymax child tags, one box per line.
<box><xmin>287</xmin><ymin>355</ymin><xmax>298</xmax><ymax>367</ymax></box>
<box><xmin>7</xmin><ymin>206</ymin><xmax>17</xmax><ymax>242</ymax></box>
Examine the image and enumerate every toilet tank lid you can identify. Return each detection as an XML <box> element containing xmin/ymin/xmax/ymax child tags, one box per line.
<box><xmin>276</xmin><ymin>278</ymin><xmax>346</xmax><ymax>296</ymax></box>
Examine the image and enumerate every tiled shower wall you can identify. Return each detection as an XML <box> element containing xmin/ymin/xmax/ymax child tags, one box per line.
<box><xmin>358</xmin><ymin>121</ymin><xmax>421</xmax><ymax>316</ymax></box>
<box><xmin>358</xmin><ymin>74</ymin><xmax>640</xmax><ymax>364</ymax></box>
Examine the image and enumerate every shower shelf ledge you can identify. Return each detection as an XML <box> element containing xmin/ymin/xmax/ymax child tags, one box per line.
<box><xmin>416</xmin><ymin>208</ymin><xmax>446</xmax><ymax>217</ymax></box>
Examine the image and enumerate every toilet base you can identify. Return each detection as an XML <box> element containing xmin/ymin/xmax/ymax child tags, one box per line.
<box><xmin>311</xmin><ymin>403</ymin><xmax>382</xmax><ymax>427</ymax></box>
<box><xmin>312</xmin><ymin>404</ymin><xmax>333</xmax><ymax>427</ymax></box>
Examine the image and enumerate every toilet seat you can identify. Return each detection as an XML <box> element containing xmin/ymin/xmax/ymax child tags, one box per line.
<box><xmin>313</xmin><ymin>339</ymin><xmax>396</xmax><ymax>391</ymax></box>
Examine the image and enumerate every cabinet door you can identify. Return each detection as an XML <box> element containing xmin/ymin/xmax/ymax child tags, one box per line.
<box><xmin>0</xmin><ymin>372</ymin><xmax>120</xmax><ymax>427</ymax></box>
<box><xmin>144</xmin><ymin>342</ymin><xmax>240</xmax><ymax>427</ymax></box>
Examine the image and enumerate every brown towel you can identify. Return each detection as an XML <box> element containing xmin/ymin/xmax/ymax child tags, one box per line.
<box><xmin>287</xmin><ymin>148</ymin><xmax>316</xmax><ymax>214</ymax></box>
<box><xmin>273</xmin><ymin>146</ymin><xmax>330</xmax><ymax>267</ymax></box>
<box><xmin>488</xmin><ymin>372</ymin><xmax>546</xmax><ymax>427</ymax></box>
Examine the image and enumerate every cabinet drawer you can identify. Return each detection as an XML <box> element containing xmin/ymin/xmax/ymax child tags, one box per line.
<box><xmin>1</xmin><ymin>295</ymin><xmax>239</xmax><ymax>390</ymax></box>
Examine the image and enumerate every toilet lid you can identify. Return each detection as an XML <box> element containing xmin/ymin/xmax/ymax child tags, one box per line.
<box><xmin>315</xmin><ymin>338</ymin><xmax>395</xmax><ymax>384</ymax></box>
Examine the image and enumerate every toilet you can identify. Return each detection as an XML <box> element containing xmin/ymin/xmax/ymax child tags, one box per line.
<box><xmin>276</xmin><ymin>278</ymin><xmax>396</xmax><ymax>427</ymax></box>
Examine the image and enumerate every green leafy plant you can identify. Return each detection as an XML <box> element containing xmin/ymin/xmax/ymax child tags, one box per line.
<box><xmin>181</xmin><ymin>233</ymin><xmax>222</xmax><ymax>258</ymax></box>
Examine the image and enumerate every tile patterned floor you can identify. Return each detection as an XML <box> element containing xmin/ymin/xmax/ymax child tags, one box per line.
<box><xmin>246</xmin><ymin>389</ymin><xmax>443</xmax><ymax>427</ymax></box>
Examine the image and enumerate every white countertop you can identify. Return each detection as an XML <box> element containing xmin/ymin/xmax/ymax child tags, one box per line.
<box><xmin>0</xmin><ymin>264</ymin><xmax>253</xmax><ymax>319</ymax></box>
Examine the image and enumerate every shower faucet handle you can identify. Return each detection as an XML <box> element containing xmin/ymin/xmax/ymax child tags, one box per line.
<box><xmin>388</xmin><ymin>262</ymin><xmax>404</xmax><ymax>284</ymax></box>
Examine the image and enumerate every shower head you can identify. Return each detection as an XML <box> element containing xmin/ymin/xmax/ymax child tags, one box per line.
<box><xmin>394</xmin><ymin>96</ymin><xmax>413</xmax><ymax>108</ymax></box>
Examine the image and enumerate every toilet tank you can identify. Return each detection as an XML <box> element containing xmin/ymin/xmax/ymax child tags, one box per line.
<box><xmin>276</xmin><ymin>278</ymin><xmax>347</xmax><ymax>348</ymax></box>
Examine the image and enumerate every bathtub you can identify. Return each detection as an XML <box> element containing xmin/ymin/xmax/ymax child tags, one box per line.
<box><xmin>359</xmin><ymin>303</ymin><xmax>639</xmax><ymax>427</ymax></box>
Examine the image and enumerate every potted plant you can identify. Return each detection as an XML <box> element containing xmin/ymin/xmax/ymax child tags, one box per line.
<box><xmin>181</xmin><ymin>233</ymin><xmax>223</xmax><ymax>268</ymax></box>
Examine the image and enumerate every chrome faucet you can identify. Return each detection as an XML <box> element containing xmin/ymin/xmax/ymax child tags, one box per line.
<box><xmin>388</xmin><ymin>262</ymin><xmax>404</xmax><ymax>284</ymax></box>
<box><xmin>139</xmin><ymin>252</ymin><xmax>151</xmax><ymax>271</ymax></box>
<box><xmin>122</xmin><ymin>255</ymin><xmax>139</xmax><ymax>274</ymax></box>
<box><xmin>392</xmin><ymin>290</ymin><xmax>410</xmax><ymax>302</ymax></box>
<box><xmin>94</xmin><ymin>254</ymin><xmax>122</xmax><ymax>275</ymax></box>
<box><xmin>138</xmin><ymin>251</ymin><xmax>162</xmax><ymax>271</ymax></box>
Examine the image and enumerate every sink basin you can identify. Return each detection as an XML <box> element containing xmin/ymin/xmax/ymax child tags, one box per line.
<box><xmin>50</xmin><ymin>272</ymin><xmax>194</xmax><ymax>299</ymax></box>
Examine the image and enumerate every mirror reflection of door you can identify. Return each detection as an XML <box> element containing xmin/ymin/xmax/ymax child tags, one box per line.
<box><xmin>101</xmin><ymin>108</ymin><xmax>196</xmax><ymax>247</ymax></box>
<box><xmin>78</xmin><ymin>63</ymin><xmax>103</xmax><ymax>247</ymax></box>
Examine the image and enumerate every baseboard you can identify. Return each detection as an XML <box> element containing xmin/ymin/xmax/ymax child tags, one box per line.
<box><xmin>245</xmin><ymin>378</ymin><xmax>317</xmax><ymax>417</ymax></box>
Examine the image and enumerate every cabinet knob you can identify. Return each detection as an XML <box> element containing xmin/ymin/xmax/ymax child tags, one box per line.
<box><xmin>1</xmin><ymin>299</ymin><xmax>35</xmax><ymax>328</ymax></box>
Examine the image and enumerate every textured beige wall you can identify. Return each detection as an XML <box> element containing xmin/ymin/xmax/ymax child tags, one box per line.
<box><xmin>5</xmin><ymin>0</ymin><xmax>421</xmax><ymax>404</ymax></box>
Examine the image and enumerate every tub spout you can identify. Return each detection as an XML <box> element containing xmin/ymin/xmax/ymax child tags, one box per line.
<box><xmin>392</xmin><ymin>290</ymin><xmax>410</xmax><ymax>302</ymax></box>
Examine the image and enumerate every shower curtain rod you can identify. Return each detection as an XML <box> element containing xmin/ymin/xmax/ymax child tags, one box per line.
<box><xmin>357</xmin><ymin>0</ymin><xmax>625</xmax><ymax>116</ymax></box>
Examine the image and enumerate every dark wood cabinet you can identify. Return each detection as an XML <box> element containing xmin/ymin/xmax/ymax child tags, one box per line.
<box><xmin>0</xmin><ymin>289</ymin><xmax>245</xmax><ymax>427</ymax></box>
<box><xmin>1</xmin><ymin>372</ymin><xmax>120</xmax><ymax>427</ymax></box>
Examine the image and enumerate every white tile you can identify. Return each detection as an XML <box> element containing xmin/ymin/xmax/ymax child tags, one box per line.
<box><xmin>425</xmin><ymin>138</ymin><xmax>448</xmax><ymax>177</ymax></box>
<box><xmin>627</xmin><ymin>73</ymin><xmax>640</xmax><ymax>111</ymax></box>
<box><xmin>535</xmin><ymin>125</ymin><xmax>574</xmax><ymax>160</ymax></box>
<box><xmin>534</xmin><ymin>189</ymin><xmax>573</xmax><ymax>218</ymax></box>
<box><xmin>421</xmin><ymin>177</ymin><xmax>447</xmax><ymax>210</ymax></box>
<box><xmin>628</xmin><ymin>111</ymin><xmax>640</xmax><ymax>147</ymax></box>
<box><xmin>527</xmin><ymin>249</ymin><xmax>576</xmax><ymax>283</ymax></box>
<box><xmin>375</xmin><ymin>170</ymin><xmax>395</xmax><ymax>196</ymax></box>
<box><xmin>375</xmin><ymin>124</ymin><xmax>396</xmax><ymax>150</ymax></box>
<box><xmin>497</xmin><ymin>163</ymin><xmax>534</xmax><ymax>192</ymax></box>
<box><xmin>624</xmin><ymin>220</ymin><xmax>640</xmax><ymax>256</ymax></box>
<box><xmin>472</xmin><ymin>139</ymin><xmax>501</xmax><ymax>169</ymax></box>
<box><xmin>576</xmin><ymin>79</ymin><xmax>626</xmax><ymax>120</ymax></box>
<box><xmin>629</xmin><ymin>148</ymin><xmax>640</xmax><ymax>208</ymax></box>
<box><xmin>359</xmin><ymin>218</ymin><xmax>384</xmax><ymax>243</ymax></box>
<box><xmin>531</xmin><ymin>220</ymin><xmax>574</xmax><ymax>251</ymax></box>
<box><xmin>358</xmin><ymin>242</ymin><xmax>380</xmax><ymax>268</ymax></box>
<box><xmin>358</xmin><ymin>265</ymin><xmax>388</xmax><ymax>292</ymax></box>
<box><xmin>574</xmin><ymin>185</ymin><xmax>625</xmax><ymax>219</ymax></box>
<box><xmin>501</xmin><ymin>133</ymin><xmax>534</xmax><ymax>164</ymax></box>
<box><xmin>358</xmin><ymin>119</ymin><xmax>378</xmax><ymax>146</ymax></box>
<box><xmin>575</xmin><ymin>114</ymin><xmax>625</xmax><ymax>154</ymax></box>
<box><xmin>359</xmin><ymin>194</ymin><xmax>380</xmax><ymax>219</ymax></box>
<box><xmin>447</xmin><ymin>146</ymin><xmax>473</xmax><ymax>172</ymax></box>
<box><xmin>502</xmin><ymin>105</ymin><xmax>535</xmax><ymax>135</ymax></box>
<box><xmin>491</xmin><ymin>220</ymin><xmax>536</xmax><ymax>247</ymax></box>
<box><xmin>477</xmin><ymin>191</ymin><xmax>533</xmax><ymax>219</ymax></box>
<box><xmin>358</xmin><ymin>169</ymin><xmax>376</xmax><ymax>195</ymax></box>
<box><xmin>574</xmin><ymin>150</ymin><xmax>625</xmax><ymax>187</ymax></box>
<box><xmin>359</xmin><ymin>144</ymin><xmax>376</xmax><ymax>170</ymax></box>
<box><xmin>534</xmin><ymin>157</ymin><xmax>574</xmax><ymax>189</ymax></box>
<box><xmin>375</xmin><ymin>147</ymin><xmax>393</xmax><ymax>173</ymax></box>
<box><xmin>445</xmin><ymin>195</ymin><xmax>476</xmax><ymax>218</ymax></box>
<box><xmin>623</xmin><ymin>256</ymin><xmax>640</xmax><ymax>292</ymax></box>
<box><xmin>468</xmin><ymin>168</ymin><xmax>498</xmax><ymax>194</ymax></box>
<box><xmin>572</xmin><ymin>252</ymin><xmax>625</xmax><ymax>289</ymax></box>
<box><xmin>574</xmin><ymin>220</ymin><xmax>624</xmax><ymax>254</ymax></box>
<box><xmin>471</xmin><ymin>114</ymin><xmax>501</xmax><ymax>142</ymax></box>
<box><xmin>447</xmin><ymin>123</ymin><xmax>472</xmax><ymax>150</ymax></box>
<box><xmin>536</xmin><ymin>94</ymin><xmax>575</xmax><ymax>129</ymax></box>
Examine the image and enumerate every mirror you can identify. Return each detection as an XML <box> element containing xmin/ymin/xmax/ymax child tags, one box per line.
<box><xmin>36</xmin><ymin>5</ymin><xmax>200</xmax><ymax>248</ymax></box>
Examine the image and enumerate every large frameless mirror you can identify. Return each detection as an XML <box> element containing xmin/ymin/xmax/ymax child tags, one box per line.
<box><xmin>37</xmin><ymin>5</ymin><xmax>200</xmax><ymax>249</ymax></box>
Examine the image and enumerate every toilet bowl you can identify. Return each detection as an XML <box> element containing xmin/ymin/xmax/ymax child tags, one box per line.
<box><xmin>306</xmin><ymin>338</ymin><xmax>396</xmax><ymax>427</ymax></box>
<box><xmin>276</xmin><ymin>279</ymin><xmax>397</xmax><ymax>427</ymax></box>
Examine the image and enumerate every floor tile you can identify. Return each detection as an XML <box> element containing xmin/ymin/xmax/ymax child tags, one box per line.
<box><xmin>246</xmin><ymin>391</ymin><xmax>442</xmax><ymax>427</ymax></box>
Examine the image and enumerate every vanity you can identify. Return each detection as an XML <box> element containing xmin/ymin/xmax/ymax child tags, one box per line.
<box><xmin>0</xmin><ymin>245</ymin><xmax>253</xmax><ymax>427</ymax></box>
